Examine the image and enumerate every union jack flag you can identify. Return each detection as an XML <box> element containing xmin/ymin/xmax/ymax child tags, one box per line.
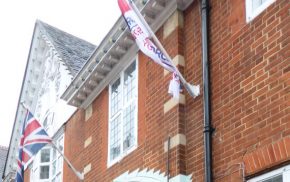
<box><xmin>16</xmin><ymin>110</ymin><xmax>52</xmax><ymax>182</ymax></box>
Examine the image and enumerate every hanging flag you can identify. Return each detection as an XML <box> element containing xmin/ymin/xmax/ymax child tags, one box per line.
<box><xmin>118</xmin><ymin>0</ymin><xmax>181</xmax><ymax>98</ymax></box>
<box><xmin>16</xmin><ymin>110</ymin><xmax>52</xmax><ymax>182</ymax></box>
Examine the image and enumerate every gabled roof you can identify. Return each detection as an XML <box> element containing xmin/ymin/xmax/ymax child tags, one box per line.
<box><xmin>3</xmin><ymin>20</ymin><xmax>96</xmax><ymax>179</ymax></box>
<box><xmin>37</xmin><ymin>20</ymin><xmax>96</xmax><ymax>76</ymax></box>
<box><xmin>0</xmin><ymin>146</ymin><xmax>8</xmax><ymax>181</ymax></box>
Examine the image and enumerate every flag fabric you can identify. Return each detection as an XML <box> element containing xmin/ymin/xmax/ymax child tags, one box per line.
<box><xmin>118</xmin><ymin>0</ymin><xmax>181</xmax><ymax>98</ymax></box>
<box><xmin>16</xmin><ymin>110</ymin><xmax>52</xmax><ymax>182</ymax></box>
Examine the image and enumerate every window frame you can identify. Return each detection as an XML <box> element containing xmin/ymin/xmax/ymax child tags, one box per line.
<box><xmin>107</xmin><ymin>57</ymin><xmax>138</xmax><ymax>167</ymax></box>
<box><xmin>30</xmin><ymin>134</ymin><xmax>64</xmax><ymax>182</ymax></box>
<box><xmin>51</xmin><ymin>135</ymin><xmax>64</xmax><ymax>182</ymax></box>
<box><xmin>245</xmin><ymin>0</ymin><xmax>276</xmax><ymax>23</ymax></box>
<box><xmin>248</xmin><ymin>164</ymin><xmax>290</xmax><ymax>182</ymax></box>
<box><xmin>39</xmin><ymin>148</ymin><xmax>51</xmax><ymax>180</ymax></box>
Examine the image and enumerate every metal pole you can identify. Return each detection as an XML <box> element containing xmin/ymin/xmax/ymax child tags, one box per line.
<box><xmin>51</xmin><ymin>142</ymin><xmax>84</xmax><ymax>181</ymax></box>
<box><xmin>129</xmin><ymin>0</ymin><xmax>200</xmax><ymax>98</ymax></box>
<box><xmin>166</xmin><ymin>136</ymin><xmax>170</xmax><ymax>182</ymax></box>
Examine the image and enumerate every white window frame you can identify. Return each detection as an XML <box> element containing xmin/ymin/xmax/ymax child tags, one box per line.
<box><xmin>51</xmin><ymin>135</ymin><xmax>64</xmax><ymax>182</ymax></box>
<box><xmin>248</xmin><ymin>164</ymin><xmax>290</xmax><ymax>182</ymax></box>
<box><xmin>246</xmin><ymin>0</ymin><xmax>276</xmax><ymax>23</ymax></box>
<box><xmin>39</xmin><ymin>148</ymin><xmax>51</xmax><ymax>180</ymax></box>
<box><xmin>107</xmin><ymin>57</ymin><xmax>138</xmax><ymax>167</ymax></box>
<box><xmin>30</xmin><ymin>134</ymin><xmax>64</xmax><ymax>182</ymax></box>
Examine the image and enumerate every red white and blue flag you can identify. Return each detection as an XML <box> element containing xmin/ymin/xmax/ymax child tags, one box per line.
<box><xmin>16</xmin><ymin>110</ymin><xmax>52</xmax><ymax>182</ymax></box>
<box><xmin>118</xmin><ymin>0</ymin><xmax>181</xmax><ymax>98</ymax></box>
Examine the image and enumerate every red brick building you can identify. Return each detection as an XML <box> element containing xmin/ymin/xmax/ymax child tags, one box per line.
<box><xmin>4</xmin><ymin>0</ymin><xmax>289</xmax><ymax>181</ymax></box>
<box><xmin>61</xmin><ymin>0</ymin><xmax>289</xmax><ymax>181</ymax></box>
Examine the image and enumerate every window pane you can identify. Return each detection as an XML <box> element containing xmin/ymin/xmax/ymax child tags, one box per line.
<box><xmin>52</xmin><ymin>160</ymin><xmax>57</xmax><ymax>176</ymax></box>
<box><xmin>262</xmin><ymin>175</ymin><xmax>282</xmax><ymax>182</ymax></box>
<box><xmin>110</xmin><ymin>114</ymin><xmax>121</xmax><ymax>160</ymax></box>
<box><xmin>124</xmin><ymin>61</ymin><xmax>136</xmax><ymax>103</ymax></box>
<box><xmin>123</xmin><ymin>103</ymin><xmax>136</xmax><ymax>151</ymax></box>
<box><xmin>43</xmin><ymin>117</ymin><xmax>48</xmax><ymax>128</ymax></box>
<box><xmin>40</xmin><ymin>165</ymin><xmax>50</xmax><ymax>179</ymax></box>
<box><xmin>111</xmin><ymin>79</ymin><xmax>121</xmax><ymax>116</ymax></box>
<box><xmin>41</xmin><ymin>149</ymin><xmax>50</xmax><ymax>163</ymax></box>
<box><xmin>53</xmin><ymin>148</ymin><xmax>56</xmax><ymax>160</ymax></box>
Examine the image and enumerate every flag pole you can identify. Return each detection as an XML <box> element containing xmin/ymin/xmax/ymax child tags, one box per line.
<box><xmin>129</xmin><ymin>0</ymin><xmax>200</xmax><ymax>98</ymax></box>
<box><xmin>51</xmin><ymin>142</ymin><xmax>84</xmax><ymax>181</ymax></box>
<box><xmin>20</xmin><ymin>102</ymin><xmax>84</xmax><ymax>181</ymax></box>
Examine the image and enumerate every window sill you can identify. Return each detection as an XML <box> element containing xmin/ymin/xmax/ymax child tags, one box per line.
<box><xmin>246</xmin><ymin>0</ymin><xmax>276</xmax><ymax>23</ymax></box>
<box><xmin>107</xmin><ymin>145</ymin><xmax>137</xmax><ymax>168</ymax></box>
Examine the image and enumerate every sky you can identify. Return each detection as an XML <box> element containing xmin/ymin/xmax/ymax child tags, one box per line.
<box><xmin>0</xmin><ymin>0</ymin><xmax>121</xmax><ymax>147</ymax></box>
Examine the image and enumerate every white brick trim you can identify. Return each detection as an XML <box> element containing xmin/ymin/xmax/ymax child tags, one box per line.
<box><xmin>163</xmin><ymin>10</ymin><xmax>184</xmax><ymax>39</ymax></box>
<box><xmin>164</xmin><ymin>134</ymin><xmax>186</xmax><ymax>152</ymax></box>
<box><xmin>84</xmin><ymin>136</ymin><xmax>92</xmax><ymax>148</ymax></box>
<box><xmin>164</xmin><ymin>55</ymin><xmax>185</xmax><ymax>76</ymax></box>
<box><xmin>164</xmin><ymin>94</ymin><xmax>185</xmax><ymax>114</ymax></box>
<box><xmin>83</xmin><ymin>163</ymin><xmax>91</xmax><ymax>175</ymax></box>
<box><xmin>85</xmin><ymin>104</ymin><xmax>92</xmax><ymax>121</ymax></box>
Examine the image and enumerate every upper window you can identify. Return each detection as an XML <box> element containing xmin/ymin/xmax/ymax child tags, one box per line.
<box><xmin>108</xmin><ymin>59</ymin><xmax>138</xmax><ymax>167</ymax></box>
<box><xmin>246</xmin><ymin>0</ymin><xmax>275</xmax><ymax>22</ymax></box>
<box><xmin>248</xmin><ymin>164</ymin><xmax>290</xmax><ymax>182</ymax></box>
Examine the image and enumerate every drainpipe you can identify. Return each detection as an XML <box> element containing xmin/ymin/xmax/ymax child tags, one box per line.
<box><xmin>201</xmin><ymin>0</ymin><xmax>213</xmax><ymax>182</ymax></box>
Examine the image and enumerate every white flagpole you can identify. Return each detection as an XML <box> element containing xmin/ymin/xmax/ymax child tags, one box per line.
<box><xmin>20</xmin><ymin>102</ymin><xmax>84</xmax><ymax>181</ymax></box>
<box><xmin>129</xmin><ymin>0</ymin><xmax>200</xmax><ymax>98</ymax></box>
<box><xmin>51</xmin><ymin>142</ymin><xmax>84</xmax><ymax>181</ymax></box>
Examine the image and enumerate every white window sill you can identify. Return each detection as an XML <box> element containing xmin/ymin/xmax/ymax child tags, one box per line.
<box><xmin>246</xmin><ymin>0</ymin><xmax>276</xmax><ymax>23</ymax></box>
<box><xmin>107</xmin><ymin>145</ymin><xmax>137</xmax><ymax>168</ymax></box>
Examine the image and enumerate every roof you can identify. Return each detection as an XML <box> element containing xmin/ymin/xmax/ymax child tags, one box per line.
<box><xmin>0</xmin><ymin>146</ymin><xmax>8</xmax><ymax>181</ymax></box>
<box><xmin>37</xmin><ymin>20</ymin><xmax>96</xmax><ymax>76</ymax></box>
<box><xmin>3</xmin><ymin>20</ymin><xmax>96</xmax><ymax>179</ymax></box>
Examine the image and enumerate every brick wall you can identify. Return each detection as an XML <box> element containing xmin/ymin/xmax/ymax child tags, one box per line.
<box><xmin>183</xmin><ymin>0</ymin><xmax>289</xmax><ymax>181</ymax></box>
<box><xmin>63</xmin><ymin>110</ymin><xmax>85</xmax><ymax>182</ymax></box>
<box><xmin>62</xmin><ymin>8</ymin><xmax>188</xmax><ymax>182</ymax></box>
<box><xmin>62</xmin><ymin>0</ymin><xmax>289</xmax><ymax>181</ymax></box>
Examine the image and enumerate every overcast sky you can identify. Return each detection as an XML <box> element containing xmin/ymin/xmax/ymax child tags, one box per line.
<box><xmin>0</xmin><ymin>0</ymin><xmax>120</xmax><ymax>147</ymax></box>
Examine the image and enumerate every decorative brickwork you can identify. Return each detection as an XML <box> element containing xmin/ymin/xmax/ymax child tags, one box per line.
<box><xmin>244</xmin><ymin>137</ymin><xmax>290</xmax><ymax>175</ymax></box>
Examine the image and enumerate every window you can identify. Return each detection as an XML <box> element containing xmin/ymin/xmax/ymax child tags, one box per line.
<box><xmin>40</xmin><ymin>149</ymin><xmax>50</xmax><ymax>179</ymax></box>
<box><xmin>108</xmin><ymin>59</ymin><xmax>138</xmax><ymax>166</ymax></box>
<box><xmin>246</xmin><ymin>0</ymin><xmax>275</xmax><ymax>22</ymax></box>
<box><xmin>248</xmin><ymin>164</ymin><xmax>290</xmax><ymax>182</ymax></box>
<box><xmin>30</xmin><ymin>135</ymin><xmax>64</xmax><ymax>182</ymax></box>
